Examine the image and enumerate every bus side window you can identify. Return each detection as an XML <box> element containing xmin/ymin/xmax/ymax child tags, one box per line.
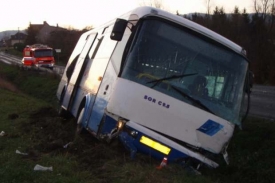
<box><xmin>89</xmin><ymin>37</ymin><xmax>103</xmax><ymax>59</ymax></box>
<box><xmin>66</xmin><ymin>54</ymin><xmax>80</xmax><ymax>81</ymax></box>
<box><xmin>88</xmin><ymin>26</ymin><xmax>116</xmax><ymax>60</ymax></box>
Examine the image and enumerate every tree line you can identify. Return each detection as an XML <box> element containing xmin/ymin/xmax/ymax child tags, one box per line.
<box><xmin>182</xmin><ymin>0</ymin><xmax>275</xmax><ymax>85</ymax></box>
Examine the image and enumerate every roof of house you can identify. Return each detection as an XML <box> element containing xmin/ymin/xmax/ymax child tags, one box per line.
<box><xmin>29</xmin><ymin>21</ymin><xmax>66</xmax><ymax>31</ymax></box>
<box><xmin>10</xmin><ymin>32</ymin><xmax>27</xmax><ymax>40</ymax></box>
<box><xmin>29</xmin><ymin>21</ymin><xmax>48</xmax><ymax>31</ymax></box>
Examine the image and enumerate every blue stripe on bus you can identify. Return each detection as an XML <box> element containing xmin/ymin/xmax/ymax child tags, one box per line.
<box><xmin>197</xmin><ymin>119</ymin><xmax>224</xmax><ymax>136</ymax></box>
<box><xmin>88</xmin><ymin>97</ymin><xmax>108</xmax><ymax>132</ymax></box>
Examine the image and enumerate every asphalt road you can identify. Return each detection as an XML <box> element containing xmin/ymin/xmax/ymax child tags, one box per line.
<box><xmin>0</xmin><ymin>51</ymin><xmax>274</xmax><ymax>120</ymax></box>
<box><xmin>0</xmin><ymin>51</ymin><xmax>65</xmax><ymax>75</ymax></box>
<box><xmin>250</xmin><ymin>85</ymin><xmax>275</xmax><ymax>120</ymax></box>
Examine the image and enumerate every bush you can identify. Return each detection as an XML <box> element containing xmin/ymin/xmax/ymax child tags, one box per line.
<box><xmin>13</xmin><ymin>43</ymin><xmax>25</xmax><ymax>52</ymax></box>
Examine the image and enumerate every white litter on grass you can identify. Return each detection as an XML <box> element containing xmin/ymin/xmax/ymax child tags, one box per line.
<box><xmin>0</xmin><ymin>131</ymin><xmax>5</xmax><ymax>136</ymax></box>
<box><xmin>63</xmin><ymin>142</ymin><xmax>73</xmax><ymax>148</ymax></box>
<box><xmin>34</xmin><ymin>164</ymin><xmax>53</xmax><ymax>171</ymax></box>
<box><xmin>15</xmin><ymin>150</ymin><xmax>28</xmax><ymax>156</ymax></box>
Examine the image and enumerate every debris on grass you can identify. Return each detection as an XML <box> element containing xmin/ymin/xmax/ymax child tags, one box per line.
<box><xmin>63</xmin><ymin>142</ymin><xmax>73</xmax><ymax>148</ymax></box>
<box><xmin>34</xmin><ymin>164</ymin><xmax>53</xmax><ymax>171</ymax></box>
<box><xmin>15</xmin><ymin>149</ymin><xmax>28</xmax><ymax>156</ymax></box>
<box><xmin>0</xmin><ymin>131</ymin><xmax>5</xmax><ymax>136</ymax></box>
<box><xmin>156</xmin><ymin>157</ymin><xmax>168</xmax><ymax>170</ymax></box>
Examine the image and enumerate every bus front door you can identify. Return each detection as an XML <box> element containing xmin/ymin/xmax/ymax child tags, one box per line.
<box><xmin>85</xmin><ymin>31</ymin><xmax>118</xmax><ymax>134</ymax></box>
<box><xmin>62</xmin><ymin>33</ymin><xmax>98</xmax><ymax>111</ymax></box>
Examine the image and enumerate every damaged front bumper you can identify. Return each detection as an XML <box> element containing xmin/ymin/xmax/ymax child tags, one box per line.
<box><xmin>117</xmin><ymin>121</ymin><xmax>219</xmax><ymax>168</ymax></box>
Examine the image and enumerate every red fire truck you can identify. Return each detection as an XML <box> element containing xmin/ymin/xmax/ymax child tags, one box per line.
<box><xmin>22</xmin><ymin>44</ymin><xmax>55</xmax><ymax>69</ymax></box>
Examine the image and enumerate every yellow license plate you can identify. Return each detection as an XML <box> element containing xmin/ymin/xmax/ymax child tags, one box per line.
<box><xmin>140</xmin><ymin>136</ymin><xmax>171</xmax><ymax>155</ymax></box>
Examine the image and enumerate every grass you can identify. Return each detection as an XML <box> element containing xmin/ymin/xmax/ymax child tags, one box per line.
<box><xmin>0</xmin><ymin>62</ymin><xmax>60</xmax><ymax>104</ymax></box>
<box><xmin>0</xmin><ymin>47</ymin><xmax>22</xmax><ymax>57</ymax></box>
<box><xmin>0</xmin><ymin>63</ymin><xmax>275</xmax><ymax>183</ymax></box>
<box><xmin>0</xmin><ymin>89</ymin><xmax>91</xmax><ymax>183</ymax></box>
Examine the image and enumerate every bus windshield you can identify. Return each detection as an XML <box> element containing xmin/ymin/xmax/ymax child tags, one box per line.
<box><xmin>34</xmin><ymin>49</ymin><xmax>53</xmax><ymax>57</ymax></box>
<box><xmin>121</xmin><ymin>19</ymin><xmax>248</xmax><ymax>125</ymax></box>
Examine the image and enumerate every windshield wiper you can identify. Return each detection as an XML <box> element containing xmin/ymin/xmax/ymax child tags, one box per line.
<box><xmin>170</xmin><ymin>85</ymin><xmax>216</xmax><ymax>115</ymax></box>
<box><xmin>144</xmin><ymin>72</ymin><xmax>214</xmax><ymax>114</ymax></box>
<box><xmin>147</xmin><ymin>73</ymin><xmax>197</xmax><ymax>84</ymax></box>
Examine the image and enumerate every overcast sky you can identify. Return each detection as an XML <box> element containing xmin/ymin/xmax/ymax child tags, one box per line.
<box><xmin>0</xmin><ymin>0</ymin><xmax>254</xmax><ymax>31</ymax></box>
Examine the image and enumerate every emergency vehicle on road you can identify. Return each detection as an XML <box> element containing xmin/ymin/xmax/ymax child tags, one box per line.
<box><xmin>22</xmin><ymin>44</ymin><xmax>55</xmax><ymax>69</ymax></box>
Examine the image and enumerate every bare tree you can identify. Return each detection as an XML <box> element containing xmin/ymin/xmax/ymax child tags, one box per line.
<box><xmin>253</xmin><ymin>0</ymin><xmax>274</xmax><ymax>20</ymax></box>
<box><xmin>139</xmin><ymin>0</ymin><xmax>165</xmax><ymax>10</ymax></box>
<box><xmin>153</xmin><ymin>0</ymin><xmax>163</xmax><ymax>9</ymax></box>
<box><xmin>251</xmin><ymin>0</ymin><xmax>275</xmax><ymax>84</ymax></box>
<box><xmin>253</xmin><ymin>0</ymin><xmax>275</xmax><ymax>32</ymax></box>
<box><xmin>205</xmin><ymin>0</ymin><xmax>212</xmax><ymax>15</ymax></box>
<box><xmin>25</xmin><ymin>25</ymin><xmax>39</xmax><ymax>45</ymax></box>
<box><xmin>82</xmin><ymin>26</ymin><xmax>93</xmax><ymax>31</ymax></box>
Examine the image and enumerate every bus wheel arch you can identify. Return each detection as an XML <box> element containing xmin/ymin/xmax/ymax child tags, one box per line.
<box><xmin>58</xmin><ymin>86</ymin><xmax>68</xmax><ymax>118</ymax></box>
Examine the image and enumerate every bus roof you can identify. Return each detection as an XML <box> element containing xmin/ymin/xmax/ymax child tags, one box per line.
<box><xmin>83</xmin><ymin>6</ymin><xmax>246</xmax><ymax>57</ymax></box>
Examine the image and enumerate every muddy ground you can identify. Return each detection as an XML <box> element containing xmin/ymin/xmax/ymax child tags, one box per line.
<box><xmin>0</xmin><ymin>76</ymin><xmax>20</xmax><ymax>93</ymax></box>
<box><xmin>21</xmin><ymin>107</ymin><xmax>128</xmax><ymax>170</ymax></box>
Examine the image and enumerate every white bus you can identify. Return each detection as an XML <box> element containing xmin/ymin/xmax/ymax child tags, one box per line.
<box><xmin>57</xmin><ymin>7</ymin><xmax>252</xmax><ymax>169</ymax></box>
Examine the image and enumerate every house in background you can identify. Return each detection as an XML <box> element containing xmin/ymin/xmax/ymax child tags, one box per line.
<box><xmin>10</xmin><ymin>32</ymin><xmax>27</xmax><ymax>46</ymax></box>
<box><xmin>29</xmin><ymin>21</ymin><xmax>66</xmax><ymax>43</ymax></box>
<box><xmin>0</xmin><ymin>39</ymin><xmax>6</xmax><ymax>47</ymax></box>
<box><xmin>0</xmin><ymin>21</ymin><xmax>66</xmax><ymax>47</ymax></box>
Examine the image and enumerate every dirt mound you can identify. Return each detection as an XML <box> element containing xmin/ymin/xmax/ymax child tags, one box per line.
<box><xmin>0</xmin><ymin>77</ymin><xmax>21</xmax><ymax>93</ymax></box>
<box><xmin>24</xmin><ymin>107</ymin><xmax>77</xmax><ymax>152</ymax></box>
<box><xmin>8</xmin><ymin>113</ymin><xmax>19</xmax><ymax>120</ymax></box>
<box><xmin>20</xmin><ymin>107</ymin><xmax>130</xmax><ymax>170</ymax></box>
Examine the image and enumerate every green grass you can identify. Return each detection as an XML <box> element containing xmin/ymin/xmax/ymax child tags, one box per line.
<box><xmin>0</xmin><ymin>62</ymin><xmax>60</xmax><ymax>105</ymax></box>
<box><xmin>0</xmin><ymin>89</ymin><xmax>91</xmax><ymax>183</ymax></box>
<box><xmin>0</xmin><ymin>63</ymin><xmax>275</xmax><ymax>183</ymax></box>
<box><xmin>202</xmin><ymin>117</ymin><xmax>275</xmax><ymax>183</ymax></box>
<box><xmin>0</xmin><ymin>47</ymin><xmax>22</xmax><ymax>57</ymax></box>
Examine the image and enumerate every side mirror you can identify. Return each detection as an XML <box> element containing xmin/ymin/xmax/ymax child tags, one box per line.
<box><xmin>110</xmin><ymin>19</ymin><xmax>128</xmax><ymax>41</ymax></box>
